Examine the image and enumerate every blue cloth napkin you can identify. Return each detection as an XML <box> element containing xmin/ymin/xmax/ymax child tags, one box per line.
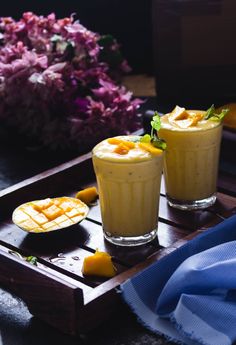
<box><xmin>121</xmin><ymin>214</ymin><xmax>236</xmax><ymax>345</ymax></box>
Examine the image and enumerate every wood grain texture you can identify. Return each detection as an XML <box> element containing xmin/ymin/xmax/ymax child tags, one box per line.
<box><xmin>0</xmin><ymin>147</ymin><xmax>235</xmax><ymax>335</ymax></box>
<box><xmin>0</xmin><ymin>247</ymin><xmax>83</xmax><ymax>335</ymax></box>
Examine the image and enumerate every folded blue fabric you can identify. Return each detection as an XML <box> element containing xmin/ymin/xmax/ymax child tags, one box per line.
<box><xmin>121</xmin><ymin>214</ymin><xmax>236</xmax><ymax>345</ymax></box>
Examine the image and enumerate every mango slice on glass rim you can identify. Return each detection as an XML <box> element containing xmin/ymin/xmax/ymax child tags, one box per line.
<box><xmin>12</xmin><ymin>196</ymin><xmax>89</xmax><ymax>233</ymax></box>
<box><xmin>138</xmin><ymin>142</ymin><xmax>163</xmax><ymax>155</ymax></box>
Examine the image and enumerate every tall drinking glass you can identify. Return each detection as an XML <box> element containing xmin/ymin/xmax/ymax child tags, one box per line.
<box><xmin>92</xmin><ymin>136</ymin><xmax>164</xmax><ymax>246</ymax></box>
<box><xmin>159</xmin><ymin>107</ymin><xmax>222</xmax><ymax>210</ymax></box>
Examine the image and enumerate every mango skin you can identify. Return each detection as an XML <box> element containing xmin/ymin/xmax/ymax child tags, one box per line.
<box><xmin>82</xmin><ymin>250</ymin><xmax>116</xmax><ymax>278</ymax></box>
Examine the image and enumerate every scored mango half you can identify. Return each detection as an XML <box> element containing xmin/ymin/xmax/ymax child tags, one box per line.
<box><xmin>12</xmin><ymin>196</ymin><xmax>89</xmax><ymax>233</ymax></box>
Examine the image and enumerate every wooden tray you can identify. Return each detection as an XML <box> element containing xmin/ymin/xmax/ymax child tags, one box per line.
<box><xmin>0</xmin><ymin>145</ymin><xmax>236</xmax><ymax>336</ymax></box>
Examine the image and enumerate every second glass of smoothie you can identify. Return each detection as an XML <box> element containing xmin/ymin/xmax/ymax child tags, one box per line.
<box><xmin>92</xmin><ymin>136</ymin><xmax>164</xmax><ymax>246</ymax></box>
<box><xmin>158</xmin><ymin>106</ymin><xmax>222</xmax><ymax>210</ymax></box>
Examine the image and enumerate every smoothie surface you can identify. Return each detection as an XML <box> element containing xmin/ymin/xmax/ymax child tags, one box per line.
<box><xmin>93</xmin><ymin>136</ymin><xmax>161</xmax><ymax>162</ymax></box>
<box><xmin>161</xmin><ymin>107</ymin><xmax>220</xmax><ymax>131</ymax></box>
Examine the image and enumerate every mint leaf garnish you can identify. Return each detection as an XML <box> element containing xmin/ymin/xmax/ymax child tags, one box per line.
<box><xmin>9</xmin><ymin>250</ymin><xmax>38</xmax><ymax>266</ymax></box>
<box><xmin>140</xmin><ymin>134</ymin><xmax>151</xmax><ymax>143</ymax></box>
<box><xmin>26</xmin><ymin>256</ymin><xmax>38</xmax><ymax>266</ymax></box>
<box><xmin>204</xmin><ymin>104</ymin><xmax>229</xmax><ymax>122</ymax></box>
<box><xmin>141</xmin><ymin>111</ymin><xmax>166</xmax><ymax>150</ymax></box>
<box><xmin>151</xmin><ymin>112</ymin><xmax>166</xmax><ymax>150</ymax></box>
<box><xmin>151</xmin><ymin>134</ymin><xmax>167</xmax><ymax>150</ymax></box>
<box><xmin>151</xmin><ymin>114</ymin><xmax>161</xmax><ymax>132</ymax></box>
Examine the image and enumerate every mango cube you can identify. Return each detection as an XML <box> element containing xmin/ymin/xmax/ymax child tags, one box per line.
<box><xmin>108</xmin><ymin>137</ymin><xmax>123</xmax><ymax>145</ymax></box>
<box><xmin>76</xmin><ymin>187</ymin><xmax>98</xmax><ymax>205</ymax></box>
<box><xmin>54</xmin><ymin>214</ymin><xmax>69</xmax><ymax>224</ymax></box>
<box><xmin>32</xmin><ymin>213</ymin><xmax>49</xmax><ymax>225</ymax></box>
<box><xmin>20</xmin><ymin>219</ymin><xmax>40</xmax><ymax>231</ymax></box>
<box><xmin>82</xmin><ymin>250</ymin><xmax>116</xmax><ymax>278</ymax></box>
<box><xmin>42</xmin><ymin>220</ymin><xmax>58</xmax><ymax>230</ymax></box>
<box><xmin>114</xmin><ymin>143</ymin><xmax>130</xmax><ymax>155</ymax></box>
<box><xmin>32</xmin><ymin>198</ymin><xmax>53</xmax><ymax>211</ymax></box>
<box><xmin>42</xmin><ymin>205</ymin><xmax>63</xmax><ymax>220</ymax></box>
<box><xmin>170</xmin><ymin>106</ymin><xmax>189</xmax><ymax>120</ymax></box>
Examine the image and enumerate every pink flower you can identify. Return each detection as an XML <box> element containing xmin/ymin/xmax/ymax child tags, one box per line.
<box><xmin>0</xmin><ymin>12</ymin><xmax>141</xmax><ymax>151</ymax></box>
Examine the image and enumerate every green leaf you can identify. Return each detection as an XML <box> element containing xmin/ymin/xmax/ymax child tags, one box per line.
<box><xmin>25</xmin><ymin>256</ymin><xmax>38</xmax><ymax>266</ymax></box>
<box><xmin>151</xmin><ymin>131</ymin><xmax>167</xmax><ymax>150</ymax></box>
<box><xmin>140</xmin><ymin>110</ymin><xmax>166</xmax><ymax>150</ymax></box>
<box><xmin>151</xmin><ymin>112</ymin><xmax>161</xmax><ymax>131</ymax></box>
<box><xmin>213</xmin><ymin>108</ymin><xmax>229</xmax><ymax>121</ymax></box>
<box><xmin>151</xmin><ymin>138</ymin><xmax>167</xmax><ymax>150</ymax></box>
<box><xmin>204</xmin><ymin>104</ymin><xmax>215</xmax><ymax>120</ymax></box>
<box><xmin>204</xmin><ymin>104</ymin><xmax>229</xmax><ymax>122</ymax></box>
<box><xmin>9</xmin><ymin>250</ymin><xmax>38</xmax><ymax>266</ymax></box>
<box><xmin>140</xmin><ymin>134</ymin><xmax>151</xmax><ymax>143</ymax></box>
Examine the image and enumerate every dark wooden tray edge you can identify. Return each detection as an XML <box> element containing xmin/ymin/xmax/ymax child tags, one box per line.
<box><xmin>0</xmin><ymin>246</ymin><xmax>83</xmax><ymax>335</ymax></box>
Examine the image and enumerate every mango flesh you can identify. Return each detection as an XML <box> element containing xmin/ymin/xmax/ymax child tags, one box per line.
<box><xmin>169</xmin><ymin>106</ymin><xmax>204</xmax><ymax>128</ymax></box>
<box><xmin>12</xmin><ymin>197</ymin><xmax>89</xmax><ymax>233</ymax></box>
<box><xmin>82</xmin><ymin>250</ymin><xmax>116</xmax><ymax>278</ymax></box>
<box><xmin>114</xmin><ymin>142</ymin><xmax>130</xmax><ymax>155</ymax></box>
<box><xmin>169</xmin><ymin>105</ymin><xmax>189</xmax><ymax>121</ymax></box>
<box><xmin>138</xmin><ymin>142</ymin><xmax>162</xmax><ymax>156</ymax></box>
<box><xmin>76</xmin><ymin>186</ymin><xmax>98</xmax><ymax>205</ymax></box>
<box><xmin>107</xmin><ymin>138</ymin><xmax>135</xmax><ymax>148</ymax></box>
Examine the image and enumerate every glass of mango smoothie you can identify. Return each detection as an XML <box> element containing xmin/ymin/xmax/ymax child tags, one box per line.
<box><xmin>158</xmin><ymin>105</ymin><xmax>228</xmax><ymax>210</ymax></box>
<box><xmin>92</xmin><ymin>134</ymin><xmax>164</xmax><ymax>246</ymax></box>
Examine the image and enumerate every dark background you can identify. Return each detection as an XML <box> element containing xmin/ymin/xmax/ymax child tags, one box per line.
<box><xmin>1</xmin><ymin>0</ymin><xmax>236</xmax><ymax>107</ymax></box>
<box><xmin>0</xmin><ymin>0</ymin><xmax>153</xmax><ymax>75</ymax></box>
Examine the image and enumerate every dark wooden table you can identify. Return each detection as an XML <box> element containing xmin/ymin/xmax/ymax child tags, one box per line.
<box><xmin>0</xmin><ymin>102</ymin><xmax>236</xmax><ymax>345</ymax></box>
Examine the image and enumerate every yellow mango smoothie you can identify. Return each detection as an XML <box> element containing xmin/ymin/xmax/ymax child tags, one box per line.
<box><xmin>158</xmin><ymin>106</ymin><xmax>223</xmax><ymax>210</ymax></box>
<box><xmin>92</xmin><ymin>135</ymin><xmax>164</xmax><ymax>246</ymax></box>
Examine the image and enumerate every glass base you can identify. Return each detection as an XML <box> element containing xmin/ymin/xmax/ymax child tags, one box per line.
<box><xmin>166</xmin><ymin>193</ymin><xmax>217</xmax><ymax>211</ymax></box>
<box><xmin>104</xmin><ymin>229</ymin><xmax>157</xmax><ymax>247</ymax></box>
